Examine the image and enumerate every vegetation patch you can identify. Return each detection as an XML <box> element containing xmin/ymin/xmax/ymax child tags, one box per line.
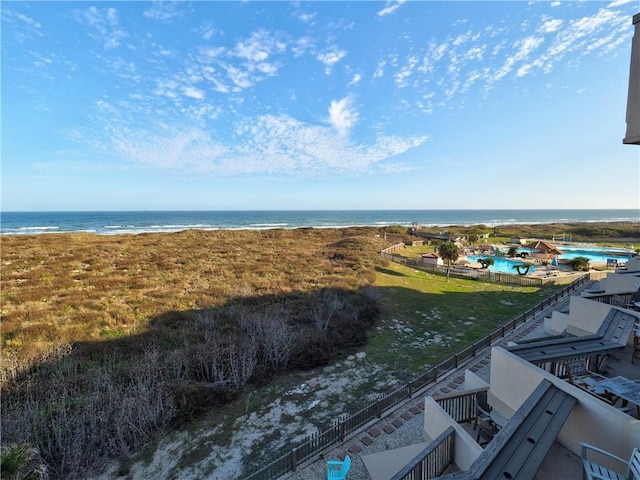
<box><xmin>0</xmin><ymin>228</ymin><xmax>388</xmax><ymax>479</ymax></box>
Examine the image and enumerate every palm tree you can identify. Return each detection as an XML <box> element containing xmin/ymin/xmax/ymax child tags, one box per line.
<box><xmin>468</xmin><ymin>234</ymin><xmax>479</xmax><ymax>249</ymax></box>
<box><xmin>438</xmin><ymin>241</ymin><xmax>460</xmax><ymax>281</ymax></box>
<box><xmin>478</xmin><ymin>258</ymin><xmax>494</xmax><ymax>269</ymax></box>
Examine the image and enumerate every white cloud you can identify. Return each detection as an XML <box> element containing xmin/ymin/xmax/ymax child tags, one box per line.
<box><xmin>91</xmin><ymin>108</ymin><xmax>426</xmax><ymax>176</ymax></box>
<box><xmin>550</xmin><ymin>1</ymin><xmax>561</xmax><ymax>7</ymax></box>
<box><xmin>2</xmin><ymin>8</ymin><xmax>44</xmax><ymax>41</ymax></box>
<box><xmin>607</xmin><ymin>0</ymin><xmax>633</xmax><ymax>6</ymax></box>
<box><xmin>196</xmin><ymin>21</ymin><xmax>218</xmax><ymax>41</ymax></box>
<box><xmin>328</xmin><ymin>96</ymin><xmax>359</xmax><ymax>136</ymax></box>
<box><xmin>292</xmin><ymin>37</ymin><xmax>314</xmax><ymax>57</ymax></box>
<box><xmin>317</xmin><ymin>47</ymin><xmax>347</xmax><ymax>74</ymax></box>
<box><xmin>143</xmin><ymin>1</ymin><xmax>183</xmax><ymax>21</ymax></box>
<box><xmin>395</xmin><ymin>55</ymin><xmax>418</xmax><ymax>87</ymax></box>
<box><xmin>183</xmin><ymin>86</ymin><xmax>204</xmax><ymax>100</ymax></box>
<box><xmin>13</xmin><ymin>11</ymin><xmax>42</xmax><ymax>31</ymax></box>
<box><xmin>378</xmin><ymin>0</ymin><xmax>407</xmax><ymax>17</ymax></box>
<box><xmin>538</xmin><ymin>18</ymin><xmax>563</xmax><ymax>34</ymax></box>
<box><xmin>348</xmin><ymin>73</ymin><xmax>362</xmax><ymax>86</ymax></box>
<box><xmin>234</xmin><ymin>29</ymin><xmax>285</xmax><ymax>64</ymax></box>
<box><xmin>298</xmin><ymin>12</ymin><xmax>317</xmax><ymax>24</ymax></box>
<box><xmin>490</xmin><ymin>36</ymin><xmax>544</xmax><ymax>82</ymax></box>
<box><xmin>373</xmin><ymin>61</ymin><xmax>386</xmax><ymax>78</ymax></box>
<box><xmin>78</xmin><ymin>6</ymin><xmax>127</xmax><ymax>49</ymax></box>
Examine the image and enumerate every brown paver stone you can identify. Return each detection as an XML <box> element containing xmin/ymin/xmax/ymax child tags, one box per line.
<box><xmin>348</xmin><ymin>443</ymin><xmax>363</xmax><ymax>454</ymax></box>
<box><xmin>410</xmin><ymin>406</ymin><xmax>421</xmax><ymax>415</ymax></box>
<box><xmin>382</xmin><ymin>424</ymin><xmax>395</xmax><ymax>434</ymax></box>
<box><xmin>361</xmin><ymin>436</ymin><xmax>374</xmax><ymax>446</ymax></box>
<box><xmin>440</xmin><ymin>388</ymin><xmax>450</xmax><ymax>394</ymax></box>
<box><xmin>391</xmin><ymin>418</ymin><xmax>404</xmax><ymax>428</ymax></box>
<box><xmin>367</xmin><ymin>427</ymin><xmax>381</xmax><ymax>438</ymax></box>
<box><xmin>453</xmin><ymin>377</ymin><xmax>464</xmax><ymax>384</ymax></box>
<box><xmin>448</xmin><ymin>382</ymin><xmax>457</xmax><ymax>388</ymax></box>
<box><xmin>401</xmin><ymin>411</ymin><xmax>413</xmax><ymax>420</ymax></box>
<box><xmin>417</xmin><ymin>402</ymin><xmax>425</xmax><ymax>410</ymax></box>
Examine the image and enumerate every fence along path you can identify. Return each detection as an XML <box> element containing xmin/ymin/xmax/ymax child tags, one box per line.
<box><xmin>243</xmin><ymin>274</ymin><xmax>589</xmax><ymax>480</ymax></box>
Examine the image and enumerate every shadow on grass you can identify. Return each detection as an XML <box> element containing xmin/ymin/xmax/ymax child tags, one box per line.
<box><xmin>375</xmin><ymin>266</ymin><xmax>408</xmax><ymax>277</ymax></box>
<box><xmin>3</xmin><ymin>276</ymin><xmax>563</xmax><ymax>479</ymax></box>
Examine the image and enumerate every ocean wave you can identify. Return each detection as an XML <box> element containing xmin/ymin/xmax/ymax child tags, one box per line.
<box><xmin>149</xmin><ymin>224</ymin><xmax>210</xmax><ymax>229</ymax></box>
<box><xmin>249</xmin><ymin>223</ymin><xmax>289</xmax><ymax>227</ymax></box>
<box><xmin>18</xmin><ymin>226</ymin><xmax>59</xmax><ymax>230</ymax></box>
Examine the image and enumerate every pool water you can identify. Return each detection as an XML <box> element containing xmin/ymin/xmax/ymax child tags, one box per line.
<box><xmin>556</xmin><ymin>246</ymin><xmax>633</xmax><ymax>264</ymax></box>
<box><xmin>469</xmin><ymin>245</ymin><xmax>634</xmax><ymax>274</ymax></box>
<box><xmin>466</xmin><ymin>256</ymin><xmax>538</xmax><ymax>274</ymax></box>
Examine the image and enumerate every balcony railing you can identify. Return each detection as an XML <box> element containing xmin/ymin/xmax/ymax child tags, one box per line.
<box><xmin>390</xmin><ymin>426</ymin><xmax>456</xmax><ymax>480</ymax></box>
<box><xmin>433</xmin><ymin>387</ymin><xmax>488</xmax><ymax>424</ymax></box>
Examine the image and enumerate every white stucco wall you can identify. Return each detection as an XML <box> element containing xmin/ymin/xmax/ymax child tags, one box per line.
<box><xmin>544</xmin><ymin>311</ymin><xmax>570</xmax><ymax>336</ymax></box>
<box><xmin>565</xmin><ymin>296</ymin><xmax>613</xmax><ymax>337</ymax></box>
<box><xmin>464</xmin><ymin>369</ymin><xmax>489</xmax><ymax>390</ymax></box>
<box><xmin>423</xmin><ymin>397</ymin><xmax>483</xmax><ymax>471</ymax></box>
<box><xmin>489</xmin><ymin>347</ymin><xmax>640</xmax><ymax>467</ymax></box>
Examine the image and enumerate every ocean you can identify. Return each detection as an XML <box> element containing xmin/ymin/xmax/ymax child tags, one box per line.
<box><xmin>1</xmin><ymin>209</ymin><xmax>638</xmax><ymax>235</ymax></box>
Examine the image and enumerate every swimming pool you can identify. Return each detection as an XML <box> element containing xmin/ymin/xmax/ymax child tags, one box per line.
<box><xmin>473</xmin><ymin>244</ymin><xmax>634</xmax><ymax>273</ymax></box>
<box><xmin>466</xmin><ymin>256</ymin><xmax>538</xmax><ymax>274</ymax></box>
<box><xmin>556</xmin><ymin>246</ymin><xmax>633</xmax><ymax>264</ymax></box>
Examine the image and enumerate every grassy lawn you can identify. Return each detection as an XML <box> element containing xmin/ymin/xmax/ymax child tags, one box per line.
<box><xmin>366</xmin><ymin>262</ymin><xmax>561</xmax><ymax>380</ymax></box>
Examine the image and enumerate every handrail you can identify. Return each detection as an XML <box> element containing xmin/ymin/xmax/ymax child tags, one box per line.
<box><xmin>433</xmin><ymin>387</ymin><xmax>489</xmax><ymax>423</ymax></box>
<box><xmin>389</xmin><ymin>426</ymin><xmax>456</xmax><ymax>480</ymax></box>
<box><xmin>243</xmin><ymin>275</ymin><xmax>588</xmax><ymax>480</ymax></box>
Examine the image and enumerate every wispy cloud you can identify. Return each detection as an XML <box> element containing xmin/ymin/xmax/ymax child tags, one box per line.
<box><xmin>233</xmin><ymin>29</ymin><xmax>286</xmax><ymax>73</ymax></box>
<box><xmin>328</xmin><ymin>96</ymin><xmax>359</xmax><ymax>135</ymax></box>
<box><xmin>195</xmin><ymin>21</ymin><xmax>218</xmax><ymax>41</ymax></box>
<box><xmin>607</xmin><ymin>0</ymin><xmax>633</xmax><ymax>6</ymax></box>
<box><xmin>348</xmin><ymin>73</ymin><xmax>362</xmax><ymax>86</ymax></box>
<box><xmin>491</xmin><ymin>35</ymin><xmax>544</xmax><ymax>81</ymax></box>
<box><xmin>88</xmin><ymin>100</ymin><xmax>425</xmax><ymax>175</ymax></box>
<box><xmin>298</xmin><ymin>11</ymin><xmax>317</xmax><ymax>24</ymax></box>
<box><xmin>2</xmin><ymin>8</ymin><xmax>44</xmax><ymax>43</ymax></box>
<box><xmin>77</xmin><ymin>6</ymin><xmax>127</xmax><ymax>49</ymax></box>
<box><xmin>538</xmin><ymin>18</ymin><xmax>563</xmax><ymax>34</ymax></box>
<box><xmin>378</xmin><ymin>0</ymin><xmax>407</xmax><ymax>17</ymax></box>
<box><xmin>143</xmin><ymin>1</ymin><xmax>183</xmax><ymax>22</ymax></box>
<box><xmin>317</xmin><ymin>47</ymin><xmax>347</xmax><ymax>74</ymax></box>
<box><xmin>183</xmin><ymin>86</ymin><xmax>205</xmax><ymax>100</ymax></box>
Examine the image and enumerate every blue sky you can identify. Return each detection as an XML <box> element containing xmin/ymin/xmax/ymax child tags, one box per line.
<box><xmin>2</xmin><ymin>0</ymin><xmax>639</xmax><ymax>211</ymax></box>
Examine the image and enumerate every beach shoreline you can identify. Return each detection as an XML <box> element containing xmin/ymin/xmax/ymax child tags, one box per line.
<box><xmin>1</xmin><ymin>210</ymin><xmax>637</xmax><ymax>236</ymax></box>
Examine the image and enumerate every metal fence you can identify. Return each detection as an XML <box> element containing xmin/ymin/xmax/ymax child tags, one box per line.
<box><xmin>243</xmin><ymin>275</ymin><xmax>589</xmax><ymax>480</ymax></box>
